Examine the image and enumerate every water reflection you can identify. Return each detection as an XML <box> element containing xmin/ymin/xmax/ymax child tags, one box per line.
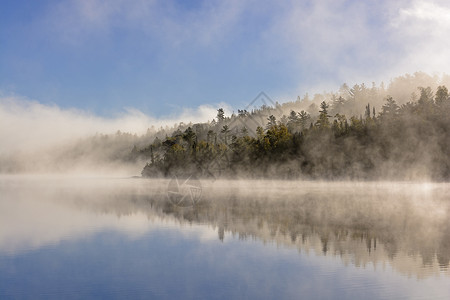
<box><xmin>128</xmin><ymin>180</ymin><xmax>450</xmax><ymax>279</ymax></box>
<box><xmin>1</xmin><ymin>176</ymin><xmax>449</xmax><ymax>280</ymax></box>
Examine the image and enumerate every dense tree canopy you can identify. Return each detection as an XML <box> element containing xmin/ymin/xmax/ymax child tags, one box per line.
<box><xmin>139</xmin><ymin>82</ymin><xmax>450</xmax><ymax>181</ymax></box>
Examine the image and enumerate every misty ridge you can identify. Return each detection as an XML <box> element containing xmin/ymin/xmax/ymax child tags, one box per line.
<box><xmin>2</xmin><ymin>72</ymin><xmax>450</xmax><ymax>180</ymax></box>
<box><xmin>141</xmin><ymin>72</ymin><xmax>450</xmax><ymax>181</ymax></box>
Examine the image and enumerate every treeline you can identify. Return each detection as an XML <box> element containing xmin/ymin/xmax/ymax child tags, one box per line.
<box><xmin>139</xmin><ymin>84</ymin><xmax>450</xmax><ymax>180</ymax></box>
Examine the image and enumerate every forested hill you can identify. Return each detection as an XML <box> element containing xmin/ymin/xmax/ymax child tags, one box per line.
<box><xmin>9</xmin><ymin>72</ymin><xmax>445</xmax><ymax>178</ymax></box>
<box><xmin>138</xmin><ymin>79</ymin><xmax>450</xmax><ymax>180</ymax></box>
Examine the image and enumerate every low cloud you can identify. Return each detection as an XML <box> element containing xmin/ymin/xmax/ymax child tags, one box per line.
<box><xmin>0</xmin><ymin>95</ymin><xmax>220</xmax><ymax>155</ymax></box>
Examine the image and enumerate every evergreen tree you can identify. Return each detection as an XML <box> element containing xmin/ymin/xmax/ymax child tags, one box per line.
<box><xmin>435</xmin><ymin>86</ymin><xmax>449</xmax><ymax>107</ymax></box>
<box><xmin>217</xmin><ymin>108</ymin><xmax>225</xmax><ymax>123</ymax></box>
<box><xmin>417</xmin><ymin>87</ymin><xmax>434</xmax><ymax>115</ymax></box>
<box><xmin>298</xmin><ymin>110</ymin><xmax>310</xmax><ymax>130</ymax></box>
<box><xmin>365</xmin><ymin>103</ymin><xmax>371</xmax><ymax>118</ymax></box>
<box><xmin>220</xmin><ymin>125</ymin><xmax>230</xmax><ymax>144</ymax></box>
<box><xmin>379</xmin><ymin>96</ymin><xmax>399</xmax><ymax>119</ymax></box>
<box><xmin>287</xmin><ymin>110</ymin><xmax>299</xmax><ymax>132</ymax></box>
<box><xmin>315</xmin><ymin>101</ymin><xmax>330</xmax><ymax>129</ymax></box>
<box><xmin>266</xmin><ymin>115</ymin><xmax>277</xmax><ymax>130</ymax></box>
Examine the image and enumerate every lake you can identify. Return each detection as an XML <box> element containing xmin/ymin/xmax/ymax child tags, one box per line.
<box><xmin>1</xmin><ymin>175</ymin><xmax>449</xmax><ymax>299</ymax></box>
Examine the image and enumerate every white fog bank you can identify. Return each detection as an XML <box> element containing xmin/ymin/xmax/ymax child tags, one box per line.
<box><xmin>0</xmin><ymin>96</ymin><xmax>220</xmax><ymax>155</ymax></box>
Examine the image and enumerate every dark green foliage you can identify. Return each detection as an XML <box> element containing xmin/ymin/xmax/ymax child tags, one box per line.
<box><xmin>315</xmin><ymin>101</ymin><xmax>331</xmax><ymax>129</ymax></box>
<box><xmin>140</xmin><ymin>85</ymin><xmax>450</xmax><ymax>181</ymax></box>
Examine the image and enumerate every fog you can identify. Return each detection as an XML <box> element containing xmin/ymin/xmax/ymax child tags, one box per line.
<box><xmin>0</xmin><ymin>96</ymin><xmax>227</xmax><ymax>176</ymax></box>
<box><xmin>0</xmin><ymin>176</ymin><xmax>216</xmax><ymax>255</ymax></box>
<box><xmin>1</xmin><ymin>72</ymin><xmax>449</xmax><ymax>180</ymax></box>
<box><xmin>1</xmin><ymin>176</ymin><xmax>449</xmax><ymax>279</ymax></box>
<box><xmin>0</xmin><ymin>96</ymin><xmax>223</xmax><ymax>154</ymax></box>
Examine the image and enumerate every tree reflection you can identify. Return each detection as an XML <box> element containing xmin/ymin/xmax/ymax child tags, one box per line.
<box><xmin>65</xmin><ymin>180</ymin><xmax>450</xmax><ymax>278</ymax></box>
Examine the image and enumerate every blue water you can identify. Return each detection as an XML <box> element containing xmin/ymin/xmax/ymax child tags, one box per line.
<box><xmin>1</xmin><ymin>177</ymin><xmax>449</xmax><ymax>299</ymax></box>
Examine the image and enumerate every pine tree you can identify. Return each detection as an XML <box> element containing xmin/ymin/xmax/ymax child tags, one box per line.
<box><xmin>315</xmin><ymin>101</ymin><xmax>330</xmax><ymax>129</ymax></box>
<box><xmin>435</xmin><ymin>86</ymin><xmax>449</xmax><ymax>107</ymax></box>
<box><xmin>266</xmin><ymin>115</ymin><xmax>277</xmax><ymax>130</ymax></box>
<box><xmin>217</xmin><ymin>108</ymin><xmax>225</xmax><ymax>123</ymax></box>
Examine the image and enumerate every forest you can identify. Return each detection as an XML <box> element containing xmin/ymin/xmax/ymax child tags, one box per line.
<box><xmin>2</xmin><ymin>72</ymin><xmax>448</xmax><ymax>179</ymax></box>
<box><xmin>138</xmin><ymin>74</ymin><xmax>450</xmax><ymax>180</ymax></box>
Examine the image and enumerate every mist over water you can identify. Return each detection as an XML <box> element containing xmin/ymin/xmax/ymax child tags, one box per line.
<box><xmin>1</xmin><ymin>176</ymin><xmax>449</xmax><ymax>298</ymax></box>
<box><xmin>1</xmin><ymin>72</ymin><xmax>450</xmax><ymax>298</ymax></box>
<box><xmin>2</xmin><ymin>0</ymin><xmax>450</xmax><ymax>296</ymax></box>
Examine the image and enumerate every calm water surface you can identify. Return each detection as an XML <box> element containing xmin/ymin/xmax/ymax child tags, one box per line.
<box><xmin>1</xmin><ymin>176</ymin><xmax>449</xmax><ymax>299</ymax></box>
